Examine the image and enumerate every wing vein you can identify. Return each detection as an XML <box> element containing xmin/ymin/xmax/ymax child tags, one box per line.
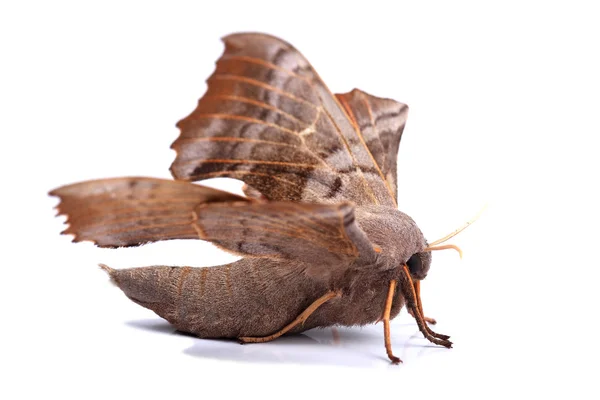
<box><xmin>209</xmin><ymin>74</ymin><xmax>318</xmax><ymax>109</ymax></box>
<box><xmin>203</xmin><ymin>94</ymin><xmax>309</xmax><ymax>126</ymax></box>
<box><xmin>176</xmin><ymin>158</ymin><xmax>318</xmax><ymax>169</ymax></box>
<box><xmin>220</xmin><ymin>54</ymin><xmax>311</xmax><ymax>83</ymax></box>
<box><xmin>174</xmin><ymin>136</ymin><xmax>299</xmax><ymax>148</ymax></box>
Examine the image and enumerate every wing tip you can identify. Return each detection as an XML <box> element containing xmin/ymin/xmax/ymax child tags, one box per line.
<box><xmin>342</xmin><ymin>88</ymin><xmax>410</xmax><ymax>112</ymax></box>
<box><xmin>221</xmin><ymin>32</ymin><xmax>289</xmax><ymax>44</ymax></box>
<box><xmin>168</xmin><ymin>160</ymin><xmax>189</xmax><ymax>182</ymax></box>
<box><xmin>48</xmin><ymin>184</ymin><xmax>68</xmax><ymax>198</ymax></box>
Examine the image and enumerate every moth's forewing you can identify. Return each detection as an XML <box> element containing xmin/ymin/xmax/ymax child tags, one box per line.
<box><xmin>193</xmin><ymin>201</ymin><xmax>378</xmax><ymax>274</ymax></box>
<box><xmin>170</xmin><ymin>33</ymin><xmax>402</xmax><ymax>207</ymax></box>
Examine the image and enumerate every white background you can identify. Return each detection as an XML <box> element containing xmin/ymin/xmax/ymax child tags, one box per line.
<box><xmin>1</xmin><ymin>1</ymin><xmax>599</xmax><ymax>399</ymax></box>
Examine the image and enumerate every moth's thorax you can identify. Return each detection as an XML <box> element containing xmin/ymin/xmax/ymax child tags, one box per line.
<box><xmin>355</xmin><ymin>206</ymin><xmax>430</xmax><ymax>278</ymax></box>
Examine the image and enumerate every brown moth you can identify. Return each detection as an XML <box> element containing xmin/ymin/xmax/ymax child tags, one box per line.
<box><xmin>50</xmin><ymin>33</ymin><xmax>465</xmax><ymax>364</ymax></box>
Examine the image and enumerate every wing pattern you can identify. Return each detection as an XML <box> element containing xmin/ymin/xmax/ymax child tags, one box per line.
<box><xmin>50</xmin><ymin>34</ymin><xmax>411</xmax><ymax>275</ymax></box>
<box><xmin>336</xmin><ymin>89</ymin><xmax>408</xmax><ymax>202</ymax></box>
<box><xmin>192</xmin><ymin>201</ymin><xmax>377</xmax><ymax>266</ymax></box>
<box><xmin>50</xmin><ymin>177</ymin><xmax>247</xmax><ymax>247</ymax></box>
<box><xmin>50</xmin><ymin>177</ymin><xmax>377</xmax><ymax>271</ymax></box>
<box><xmin>170</xmin><ymin>33</ymin><xmax>399</xmax><ymax>207</ymax></box>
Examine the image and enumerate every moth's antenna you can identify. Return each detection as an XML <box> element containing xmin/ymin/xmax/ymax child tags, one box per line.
<box><xmin>422</xmin><ymin>244</ymin><xmax>463</xmax><ymax>259</ymax></box>
<box><xmin>427</xmin><ymin>204</ymin><xmax>487</xmax><ymax>246</ymax></box>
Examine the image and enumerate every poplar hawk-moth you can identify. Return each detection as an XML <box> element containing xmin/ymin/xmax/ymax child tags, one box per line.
<box><xmin>50</xmin><ymin>33</ymin><xmax>464</xmax><ymax>364</ymax></box>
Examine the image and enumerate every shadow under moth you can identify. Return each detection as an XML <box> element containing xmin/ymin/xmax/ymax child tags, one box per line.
<box><xmin>50</xmin><ymin>33</ymin><xmax>470</xmax><ymax>364</ymax></box>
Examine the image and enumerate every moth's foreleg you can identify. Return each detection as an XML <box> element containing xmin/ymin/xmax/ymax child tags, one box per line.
<box><xmin>408</xmin><ymin>280</ymin><xmax>437</xmax><ymax>325</ymax></box>
<box><xmin>383</xmin><ymin>280</ymin><xmax>402</xmax><ymax>364</ymax></box>
<box><xmin>238</xmin><ymin>290</ymin><xmax>340</xmax><ymax>344</ymax></box>
<box><xmin>399</xmin><ymin>266</ymin><xmax>452</xmax><ymax>347</ymax></box>
<box><xmin>408</xmin><ymin>309</ymin><xmax>437</xmax><ymax>325</ymax></box>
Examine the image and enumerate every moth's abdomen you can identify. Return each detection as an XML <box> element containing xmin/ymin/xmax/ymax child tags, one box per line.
<box><xmin>102</xmin><ymin>264</ymin><xmax>181</xmax><ymax>325</ymax></box>
<box><xmin>102</xmin><ymin>259</ymin><xmax>325</xmax><ymax>338</ymax></box>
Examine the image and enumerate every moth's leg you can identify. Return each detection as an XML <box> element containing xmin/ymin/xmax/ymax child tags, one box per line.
<box><xmin>403</xmin><ymin>269</ymin><xmax>450</xmax><ymax>341</ymax></box>
<box><xmin>408</xmin><ymin>280</ymin><xmax>437</xmax><ymax>325</ymax></box>
<box><xmin>383</xmin><ymin>280</ymin><xmax>402</xmax><ymax>364</ymax></box>
<box><xmin>378</xmin><ymin>280</ymin><xmax>435</xmax><ymax>326</ymax></box>
<box><xmin>238</xmin><ymin>291</ymin><xmax>340</xmax><ymax>343</ymax></box>
<box><xmin>399</xmin><ymin>265</ymin><xmax>452</xmax><ymax>347</ymax></box>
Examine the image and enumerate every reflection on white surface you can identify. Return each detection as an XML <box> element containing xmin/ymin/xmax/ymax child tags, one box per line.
<box><xmin>126</xmin><ymin>316</ymin><xmax>449</xmax><ymax>367</ymax></box>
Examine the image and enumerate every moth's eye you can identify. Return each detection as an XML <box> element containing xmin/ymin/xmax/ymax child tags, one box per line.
<box><xmin>406</xmin><ymin>253</ymin><xmax>422</xmax><ymax>276</ymax></box>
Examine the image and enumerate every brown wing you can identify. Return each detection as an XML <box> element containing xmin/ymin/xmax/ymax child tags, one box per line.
<box><xmin>192</xmin><ymin>201</ymin><xmax>377</xmax><ymax>267</ymax></box>
<box><xmin>170</xmin><ymin>33</ymin><xmax>397</xmax><ymax>207</ymax></box>
<box><xmin>336</xmin><ymin>89</ymin><xmax>408</xmax><ymax>203</ymax></box>
<box><xmin>49</xmin><ymin>177</ymin><xmax>248</xmax><ymax>247</ymax></box>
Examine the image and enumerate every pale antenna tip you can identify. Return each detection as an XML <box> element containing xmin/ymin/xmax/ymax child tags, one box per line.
<box><xmin>428</xmin><ymin>203</ymin><xmax>488</xmax><ymax>247</ymax></box>
<box><xmin>424</xmin><ymin>244</ymin><xmax>463</xmax><ymax>259</ymax></box>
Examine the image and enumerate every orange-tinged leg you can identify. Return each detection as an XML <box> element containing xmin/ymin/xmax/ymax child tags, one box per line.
<box><xmin>408</xmin><ymin>280</ymin><xmax>437</xmax><ymax>325</ymax></box>
<box><xmin>400</xmin><ymin>266</ymin><xmax>452</xmax><ymax>346</ymax></box>
<box><xmin>383</xmin><ymin>280</ymin><xmax>402</xmax><ymax>364</ymax></box>
<box><xmin>239</xmin><ymin>291</ymin><xmax>340</xmax><ymax>343</ymax></box>
<box><xmin>379</xmin><ymin>281</ymin><xmax>435</xmax><ymax>325</ymax></box>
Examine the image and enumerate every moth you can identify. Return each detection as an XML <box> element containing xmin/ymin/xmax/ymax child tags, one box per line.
<box><xmin>50</xmin><ymin>33</ymin><xmax>466</xmax><ymax>364</ymax></box>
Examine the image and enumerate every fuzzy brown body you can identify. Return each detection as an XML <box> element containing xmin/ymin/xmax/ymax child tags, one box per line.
<box><xmin>108</xmin><ymin>259</ymin><xmax>405</xmax><ymax>338</ymax></box>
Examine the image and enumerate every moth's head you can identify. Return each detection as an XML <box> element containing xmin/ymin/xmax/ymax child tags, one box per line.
<box><xmin>355</xmin><ymin>206</ymin><xmax>476</xmax><ymax>280</ymax></box>
<box><xmin>406</xmin><ymin>250</ymin><xmax>432</xmax><ymax>280</ymax></box>
<box><xmin>355</xmin><ymin>207</ymin><xmax>431</xmax><ymax>274</ymax></box>
<box><xmin>355</xmin><ymin>206</ymin><xmax>474</xmax><ymax>280</ymax></box>
<box><xmin>408</xmin><ymin>233</ymin><xmax>465</xmax><ymax>281</ymax></box>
